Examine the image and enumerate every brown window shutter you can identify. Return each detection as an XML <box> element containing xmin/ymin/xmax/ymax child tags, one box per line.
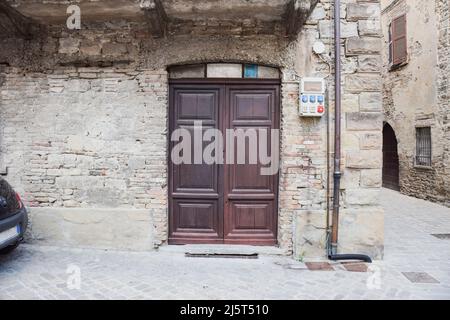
<box><xmin>388</xmin><ymin>22</ymin><xmax>393</xmax><ymax>64</ymax></box>
<box><xmin>392</xmin><ymin>14</ymin><xmax>407</xmax><ymax>66</ymax></box>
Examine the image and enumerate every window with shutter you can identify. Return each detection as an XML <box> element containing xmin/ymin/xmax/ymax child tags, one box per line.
<box><xmin>389</xmin><ymin>14</ymin><xmax>407</xmax><ymax>68</ymax></box>
<box><xmin>388</xmin><ymin>22</ymin><xmax>393</xmax><ymax>64</ymax></box>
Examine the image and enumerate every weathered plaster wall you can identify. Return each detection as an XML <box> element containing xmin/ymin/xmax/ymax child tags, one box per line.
<box><xmin>0</xmin><ymin>0</ymin><xmax>384</xmax><ymax>257</ymax></box>
<box><xmin>381</xmin><ymin>0</ymin><xmax>449</xmax><ymax>206</ymax></box>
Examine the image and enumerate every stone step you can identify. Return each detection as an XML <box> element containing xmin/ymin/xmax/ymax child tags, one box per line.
<box><xmin>158</xmin><ymin>244</ymin><xmax>287</xmax><ymax>257</ymax></box>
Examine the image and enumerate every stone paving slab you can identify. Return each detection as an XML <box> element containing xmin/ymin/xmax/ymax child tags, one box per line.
<box><xmin>0</xmin><ymin>189</ymin><xmax>449</xmax><ymax>300</ymax></box>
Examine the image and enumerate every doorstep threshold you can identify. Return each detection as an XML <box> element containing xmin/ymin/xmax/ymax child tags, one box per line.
<box><xmin>158</xmin><ymin>244</ymin><xmax>286</xmax><ymax>256</ymax></box>
<box><xmin>185</xmin><ymin>252</ymin><xmax>259</xmax><ymax>259</ymax></box>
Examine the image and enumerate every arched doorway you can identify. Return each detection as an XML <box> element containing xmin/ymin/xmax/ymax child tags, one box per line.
<box><xmin>167</xmin><ymin>63</ymin><xmax>281</xmax><ymax>245</ymax></box>
<box><xmin>383</xmin><ymin>123</ymin><xmax>400</xmax><ymax>191</ymax></box>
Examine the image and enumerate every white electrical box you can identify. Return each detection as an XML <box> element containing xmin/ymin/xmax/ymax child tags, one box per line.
<box><xmin>300</xmin><ymin>77</ymin><xmax>326</xmax><ymax>117</ymax></box>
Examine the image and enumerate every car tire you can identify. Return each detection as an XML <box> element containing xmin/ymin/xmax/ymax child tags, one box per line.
<box><xmin>0</xmin><ymin>242</ymin><xmax>19</xmax><ymax>255</ymax></box>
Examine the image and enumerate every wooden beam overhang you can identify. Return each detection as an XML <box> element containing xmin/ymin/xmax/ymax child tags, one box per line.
<box><xmin>140</xmin><ymin>0</ymin><xmax>168</xmax><ymax>38</ymax></box>
<box><xmin>285</xmin><ymin>0</ymin><xmax>319</xmax><ymax>38</ymax></box>
<box><xmin>0</xmin><ymin>1</ymin><xmax>41</xmax><ymax>39</ymax></box>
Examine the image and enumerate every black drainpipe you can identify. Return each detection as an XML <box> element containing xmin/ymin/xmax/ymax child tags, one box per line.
<box><xmin>327</xmin><ymin>0</ymin><xmax>372</xmax><ymax>264</ymax></box>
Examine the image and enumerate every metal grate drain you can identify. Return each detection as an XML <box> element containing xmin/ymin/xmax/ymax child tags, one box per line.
<box><xmin>402</xmin><ymin>272</ymin><xmax>440</xmax><ymax>284</ymax></box>
<box><xmin>431</xmin><ymin>234</ymin><xmax>450</xmax><ymax>240</ymax></box>
<box><xmin>185</xmin><ymin>253</ymin><xmax>259</xmax><ymax>259</ymax></box>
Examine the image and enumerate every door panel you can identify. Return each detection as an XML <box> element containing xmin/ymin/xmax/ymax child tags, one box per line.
<box><xmin>229</xmin><ymin>126</ymin><xmax>274</xmax><ymax>194</ymax></box>
<box><xmin>224</xmin><ymin>86</ymin><xmax>279</xmax><ymax>244</ymax></box>
<box><xmin>171</xmin><ymin>199</ymin><xmax>221</xmax><ymax>240</ymax></box>
<box><xmin>234</xmin><ymin>94</ymin><xmax>272</xmax><ymax>120</ymax></box>
<box><xmin>231</xmin><ymin>201</ymin><xmax>274</xmax><ymax>231</ymax></box>
<box><xmin>169</xmin><ymin>86</ymin><xmax>224</xmax><ymax>243</ymax></box>
<box><xmin>169</xmin><ymin>81</ymin><xmax>279</xmax><ymax>245</ymax></box>
<box><xmin>177</xmin><ymin>93</ymin><xmax>217</xmax><ymax>121</ymax></box>
<box><xmin>173</xmin><ymin>126</ymin><xmax>218</xmax><ymax>193</ymax></box>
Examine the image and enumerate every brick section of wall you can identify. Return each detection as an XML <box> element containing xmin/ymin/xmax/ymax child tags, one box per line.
<box><xmin>0</xmin><ymin>67</ymin><xmax>169</xmax><ymax>245</ymax></box>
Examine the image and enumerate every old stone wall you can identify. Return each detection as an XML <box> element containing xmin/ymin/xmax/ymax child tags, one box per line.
<box><xmin>381</xmin><ymin>0</ymin><xmax>449</xmax><ymax>206</ymax></box>
<box><xmin>294</xmin><ymin>0</ymin><xmax>384</xmax><ymax>259</ymax></box>
<box><xmin>436</xmin><ymin>0</ymin><xmax>450</xmax><ymax>207</ymax></box>
<box><xmin>0</xmin><ymin>0</ymin><xmax>384</xmax><ymax>257</ymax></box>
<box><xmin>0</xmin><ymin>22</ymin><xmax>295</xmax><ymax>250</ymax></box>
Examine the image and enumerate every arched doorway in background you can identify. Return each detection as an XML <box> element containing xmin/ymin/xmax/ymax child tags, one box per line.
<box><xmin>383</xmin><ymin>123</ymin><xmax>400</xmax><ymax>191</ymax></box>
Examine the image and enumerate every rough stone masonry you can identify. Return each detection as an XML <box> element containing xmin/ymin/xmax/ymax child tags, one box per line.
<box><xmin>0</xmin><ymin>0</ymin><xmax>385</xmax><ymax>259</ymax></box>
<box><xmin>381</xmin><ymin>0</ymin><xmax>450</xmax><ymax>207</ymax></box>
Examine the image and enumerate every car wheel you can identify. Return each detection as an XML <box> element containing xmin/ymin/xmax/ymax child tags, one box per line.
<box><xmin>0</xmin><ymin>242</ymin><xmax>19</xmax><ymax>255</ymax></box>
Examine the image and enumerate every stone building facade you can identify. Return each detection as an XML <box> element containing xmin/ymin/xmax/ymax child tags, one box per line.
<box><xmin>0</xmin><ymin>0</ymin><xmax>384</xmax><ymax>259</ymax></box>
<box><xmin>381</xmin><ymin>0</ymin><xmax>449</xmax><ymax>207</ymax></box>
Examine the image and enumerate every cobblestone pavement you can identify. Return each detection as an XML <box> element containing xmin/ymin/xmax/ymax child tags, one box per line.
<box><xmin>1</xmin><ymin>189</ymin><xmax>449</xmax><ymax>300</ymax></box>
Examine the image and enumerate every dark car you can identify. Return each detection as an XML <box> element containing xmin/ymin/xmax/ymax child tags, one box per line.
<box><xmin>0</xmin><ymin>178</ymin><xmax>28</xmax><ymax>254</ymax></box>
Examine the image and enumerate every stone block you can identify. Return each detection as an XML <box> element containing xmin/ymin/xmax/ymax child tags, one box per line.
<box><xmin>102</xmin><ymin>43</ymin><xmax>128</xmax><ymax>56</ymax></box>
<box><xmin>360</xmin><ymin>92</ymin><xmax>382</xmax><ymax>112</ymax></box>
<box><xmin>343</xmin><ymin>93</ymin><xmax>360</xmax><ymax>112</ymax></box>
<box><xmin>346</xmin><ymin>112</ymin><xmax>382</xmax><ymax>131</ymax></box>
<box><xmin>346</xmin><ymin>37</ymin><xmax>381</xmax><ymax>55</ymax></box>
<box><xmin>319</xmin><ymin>20</ymin><xmax>358</xmax><ymax>39</ymax></box>
<box><xmin>358</xmin><ymin>20</ymin><xmax>382</xmax><ymax>37</ymax></box>
<box><xmin>360</xmin><ymin>133</ymin><xmax>382</xmax><ymax>150</ymax></box>
<box><xmin>342</xmin><ymin>132</ymin><xmax>360</xmax><ymax>150</ymax></box>
<box><xmin>346</xmin><ymin>150</ymin><xmax>382</xmax><ymax>169</ymax></box>
<box><xmin>309</xmin><ymin>5</ymin><xmax>326</xmax><ymax>21</ymax></box>
<box><xmin>80</xmin><ymin>42</ymin><xmax>102</xmax><ymax>56</ymax></box>
<box><xmin>337</xmin><ymin>207</ymin><xmax>384</xmax><ymax>258</ymax></box>
<box><xmin>358</xmin><ymin>55</ymin><xmax>382</xmax><ymax>72</ymax></box>
<box><xmin>361</xmin><ymin>169</ymin><xmax>382</xmax><ymax>188</ymax></box>
<box><xmin>58</xmin><ymin>38</ymin><xmax>80</xmax><ymax>54</ymax></box>
<box><xmin>347</xmin><ymin>3</ymin><xmax>381</xmax><ymax>21</ymax></box>
<box><xmin>27</xmin><ymin>208</ymin><xmax>154</xmax><ymax>251</ymax></box>
<box><xmin>345</xmin><ymin>188</ymin><xmax>381</xmax><ymax>205</ymax></box>
<box><xmin>341</xmin><ymin>168</ymin><xmax>361</xmax><ymax>190</ymax></box>
<box><xmin>293</xmin><ymin>210</ymin><xmax>327</xmax><ymax>259</ymax></box>
<box><xmin>294</xmin><ymin>208</ymin><xmax>384</xmax><ymax>260</ymax></box>
<box><xmin>345</xmin><ymin>74</ymin><xmax>381</xmax><ymax>92</ymax></box>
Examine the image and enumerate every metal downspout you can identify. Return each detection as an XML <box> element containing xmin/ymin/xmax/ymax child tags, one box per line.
<box><xmin>328</xmin><ymin>0</ymin><xmax>372</xmax><ymax>264</ymax></box>
<box><xmin>330</xmin><ymin>0</ymin><xmax>342</xmax><ymax>256</ymax></box>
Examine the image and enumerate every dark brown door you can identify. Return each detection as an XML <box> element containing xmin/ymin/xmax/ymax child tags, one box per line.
<box><xmin>383</xmin><ymin>123</ymin><xmax>400</xmax><ymax>191</ymax></box>
<box><xmin>169</xmin><ymin>84</ymin><xmax>224</xmax><ymax>244</ymax></box>
<box><xmin>169</xmin><ymin>80</ymin><xmax>279</xmax><ymax>245</ymax></box>
<box><xmin>224</xmin><ymin>85</ymin><xmax>279</xmax><ymax>245</ymax></box>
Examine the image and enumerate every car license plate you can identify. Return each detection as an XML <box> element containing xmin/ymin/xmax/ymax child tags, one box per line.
<box><xmin>0</xmin><ymin>225</ymin><xmax>20</xmax><ymax>245</ymax></box>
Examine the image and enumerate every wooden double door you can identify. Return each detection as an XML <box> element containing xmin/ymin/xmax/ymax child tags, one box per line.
<box><xmin>169</xmin><ymin>80</ymin><xmax>280</xmax><ymax>245</ymax></box>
